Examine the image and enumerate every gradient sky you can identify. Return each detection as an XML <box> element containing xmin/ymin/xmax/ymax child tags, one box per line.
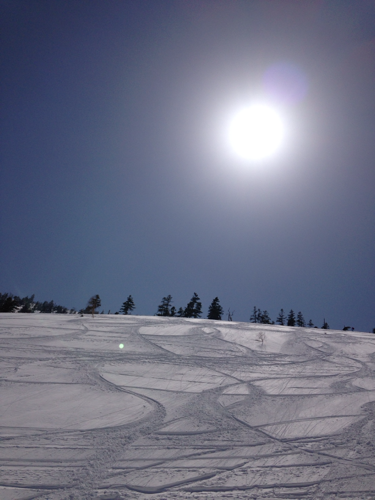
<box><xmin>1</xmin><ymin>0</ymin><xmax>375</xmax><ymax>331</ymax></box>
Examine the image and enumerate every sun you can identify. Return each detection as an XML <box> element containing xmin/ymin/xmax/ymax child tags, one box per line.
<box><xmin>228</xmin><ymin>103</ymin><xmax>285</xmax><ymax>161</ymax></box>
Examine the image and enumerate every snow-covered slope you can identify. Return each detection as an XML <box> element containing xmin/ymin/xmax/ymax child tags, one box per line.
<box><xmin>1</xmin><ymin>314</ymin><xmax>375</xmax><ymax>499</ymax></box>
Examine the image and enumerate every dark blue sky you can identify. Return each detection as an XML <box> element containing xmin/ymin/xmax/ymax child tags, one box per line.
<box><xmin>1</xmin><ymin>0</ymin><xmax>375</xmax><ymax>330</ymax></box>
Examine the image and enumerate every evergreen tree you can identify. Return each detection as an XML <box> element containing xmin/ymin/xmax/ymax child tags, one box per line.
<box><xmin>287</xmin><ymin>309</ymin><xmax>295</xmax><ymax>326</ymax></box>
<box><xmin>207</xmin><ymin>297</ymin><xmax>224</xmax><ymax>320</ymax></box>
<box><xmin>54</xmin><ymin>305</ymin><xmax>67</xmax><ymax>314</ymax></box>
<box><xmin>176</xmin><ymin>307</ymin><xmax>185</xmax><ymax>317</ymax></box>
<box><xmin>34</xmin><ymin>300</ymin><xmax>50</xmax><ymax>313</ymax></box>
<box><xmin>40</xmin><ymin>300</ymin><xmax>55</xmax><ymax>313</ymax></box>
<box><xmin>308</xmin><ymin>319</ymin><xmax>314</xmax><ymax>327</ymax></box>
<box><xmin>297</xmin><ymin>311</ymin><xmax>305</xmax><ymax>327</ymax></box>
<box><xmin>170</xmin><ymin>306</ymin><xmax>176</xmax><ymax>317</ymax></box>
<box><xmin>0</xmin><ymin>294</ymin><xmax>17</xmax><ymax>312</ymax></box>
<box><xmin>18</xmin><ymin>294</ymin><xmax>35</xmax><ymax>313</ymax></box>
<box><xmin>19</xmin><ymin>302</ymin><xmax>34</xmax><ymax>313</ymax></box>
<box><xmin>86</xmin><ymin>295</ymin><xmax>101</xmax><ymax>316</ymax></box>
<box><xmin>120</xmin><ymin>295</ymin><xmax>135</xmax><ymax>315</ymax></box>
<box><xmin>321</xmin><ymin>318</ymin><xmax>330</xmax><ymax>329</ymax></box>
<box><xmin>4</xmin><ymin>296</ymin><xmax>17</xmax><ymax>312</ymax></box>
<box><xmin>260</xmin><ymin>310</ymin><xmax>272</xmax><ymax>324</ymax></box>
<box><xmin>250</xmin><ymin>306</ymin><xmax>258</xmax><ymax>323</ymax></box>
<box><xmin>276</xmin><ymin>308</ymin><xmax>285</xmax><ymax>325</ymax></box>
<box><xmin>0</xmin><ymin>293</ymin><xmax>9</xmax><ymax>310</ymax></box>
<box><xmin>184</xmin><ymin>292</ymin><xmax>202</xmax><ymax>318</ymax></box>
<box><xmin>156</xmin><ymin>295</ymin><xmax>173</xmax><ymax>316</ymax></box>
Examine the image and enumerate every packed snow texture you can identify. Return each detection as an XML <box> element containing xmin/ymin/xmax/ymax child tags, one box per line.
<box><xmin>1</xmin><ymin>314</ymin><xmax>375</xmax><ymax>499</ymax></box>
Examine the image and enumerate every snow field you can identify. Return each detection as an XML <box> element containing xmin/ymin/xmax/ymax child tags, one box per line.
<box><xmin>0</xmin><ymin>314</ymin><xmax>375</xmax><ymax>499</ymax></box>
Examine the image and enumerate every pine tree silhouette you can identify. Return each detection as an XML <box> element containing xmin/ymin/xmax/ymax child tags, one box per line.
<box><xmin>184</xmin><ymin>293</ymin><xmax>202</xmax><ymax>318</ymax></box>
<box><xmin>287</xmin><ymin>310</ymin><xmax>295</xmax><ymax>326</ymax></box>
<box><xmin>120</xmin><ymin>295</ymin><xmax>135</xmax><ymax>315</ymax></box>
<box><xmin>297</xmin><ymin>311</ymin><xmax>305</xmax><ymax>327</ymax></box>
<box><xmin>86</xmin><ymin>295</ymin><xmax>101</xmax><ymax>317</ymax></box>
<box><xmin>156</xmin><ymin>295</ymin><xmax>173</xmax><ymax>316</ymax></box>
<box><xmin>207</xmin><ymin>297</ymin><xmax>224</xmax><ymax>320</ymax></box>
<box><xmin>276</xmin><ymin>309</ymin><xmax>285</xmax><ymax>325</ymax></box>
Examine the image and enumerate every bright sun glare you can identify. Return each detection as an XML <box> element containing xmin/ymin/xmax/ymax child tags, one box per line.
<box><xmin>228</xmin><ymin>103</ymin><xmax>284</xmax><ymax>161</ymax></box>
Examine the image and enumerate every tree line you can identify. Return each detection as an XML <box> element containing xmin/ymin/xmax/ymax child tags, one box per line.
<box><xmin>81</xmin><ymin>293</ymin><xmax>223</xmax><ymax>320</ymax></box>
<box><xmin>154</xmin><ymin>293</ymin><xmax>223</xmax><ymax>320</ymax></box>
<box><xmin>0</xmin><ymin>292</ymin><xmax>224</xmax><ymax>321</ymax></box>
<box><xmin>249</xmin><ymin>306</ymin><xmax>331</xmax><ymax>330</ymax></box>
<box><xmin>0</xmin><ymin>291</ymin><xmax>372</xmax><ymax>332</ymax></box>
<box><xmin>78</xmin><ymin>294</ymin><xmax>351</xmax><ymax>330</ymax></box>
<box><xmin>0</xmin><ymin>293</ymin><xmax>71</xmax><ymax>314</ymax></box>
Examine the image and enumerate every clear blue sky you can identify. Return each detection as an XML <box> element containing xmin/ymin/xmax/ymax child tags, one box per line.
<box><xmin>1</xmin><ymin>0</ymin><xmax>374</xmax><ymax>331</ymax></box>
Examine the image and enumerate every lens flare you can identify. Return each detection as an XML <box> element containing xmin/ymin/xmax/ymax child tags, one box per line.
<box><xmin>119</xmin><ymin>343</ymin><xmax>124</xmax><ymax>349</ymax></box>
<box><xmin>263</xmin><ymin>62</ymin><xmax>308</xmax><ymax>105</ymax></box>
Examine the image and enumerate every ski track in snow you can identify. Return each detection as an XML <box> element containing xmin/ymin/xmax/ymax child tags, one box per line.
<box><xmin>0</xmin><ymin>315</ymin><xmax>375</xmax><ymax>499</ymax></box>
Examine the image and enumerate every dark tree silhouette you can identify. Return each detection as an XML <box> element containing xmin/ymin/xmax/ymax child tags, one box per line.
<box><xmin>19</xmin><ymin>303</ymin><xmax>34</xmax><ymax>313</ymax></box>
<box><xmin>120</xmin><ymin>295</ymin><xmax>135</xmax><ymax>315</ymax></box>
<box><xmin>0</xmin><ymin>294</ymin><xmax>17</xmax><ymax>312</ymax></box>
<box><xmin>86</xmin><ymin>295</ymin><xmax>101</xmax><ymax>317</ymax></box>
<box><xmin>250</xmin><ymin>307</ymin><xmax>271</xmax><ymax>323</ymax></box>
<box><xmin>276</xmin><ymin>308</ymin><xmax>285</xmax><ymax>325</ymax></box>
<box><xmin>227</xmin><ymin>308</ymin><xmax>234</xmax><ymax>321</ymax></box>
<box><xmin>260</xmin><ymin>310</ymin><xmax>272</xmax><ymax>324</ymax></box>
<box><xmin>184</xmin><ymin>292</ymin><xmax>202</xmax><ymax>318</ymax></box>
<box><xmin>250</xmin><ymin>306</ymin><xmax>261</xmax><ymax>323</ymax></box>
<box><xmin>207</xmin><ymin>297</ymin><xmax>224</xmax><ymax>320</ymax></box>
<box><xmin>287</xmin><ymin>310</ymin><xmax>295</xmax><ymax>327</ymax></box>
<box><xmin>176</xmin><ymin>307</ymin><xmax>185</xmax><ymax>317</ymax></box>
<box><xmin>156</xmin><ymin>295</ymin><xmax>173</xmax><ymax>316</ymax></box>
<box><xmin>297</xmin><ymin>311</ymin><xmax>305</xmax><ymax>327</ymax></box>
<box><xmin>40</xmin><ymin>300</ymin><xmax>55</xmax><ymax>313</ymax></box>
<box><xmin>54</xmin><ymin>305</ymin><xmax>67</xmax><ymax>314</ymax></box>
<box><xmin>321</xmin><ymin>318</ymin><xmax>330</xmax><ymax>329</ymax></box>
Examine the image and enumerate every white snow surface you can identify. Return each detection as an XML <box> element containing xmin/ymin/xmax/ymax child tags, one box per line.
<box><xmin>1</xmin><ymin>314</ymin><xmax>375</xmax><ymax>499</ymax></box>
